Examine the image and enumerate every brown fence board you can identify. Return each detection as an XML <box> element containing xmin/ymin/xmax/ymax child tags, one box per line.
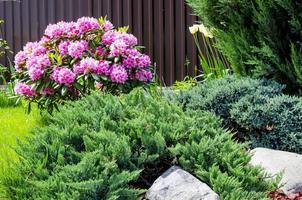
<box><xmin>0</xmin><ymin>0</ymin><xmax>199</xmax><ymax>85</ymax></box>
<box><xmin>175</xmin><ymin>0</ymin><xmax>186</xmax><ymax>81</ymax></box>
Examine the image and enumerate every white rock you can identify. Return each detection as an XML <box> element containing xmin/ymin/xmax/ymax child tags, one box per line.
<box><xmin>250</xmin><ymin>148</ymin><xmax>302</xmax><ymax>194</ymax></box>
<box><xmin>145</xmin><ymin>166</ymin><xmax>219</xmax><ymax>200</ymax></box>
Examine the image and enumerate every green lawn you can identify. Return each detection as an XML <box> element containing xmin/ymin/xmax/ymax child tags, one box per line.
<box><xmin>0</xmin><ymin>105</ymin><xmax>41</xmax><ymax>175</ymax></box>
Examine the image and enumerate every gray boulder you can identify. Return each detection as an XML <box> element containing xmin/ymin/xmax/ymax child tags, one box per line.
<box><xmin>145</xmin><ymin>166</ymin><xmax>219</xmax><ymax>200</ymax></box>
<box><xmin>250</xmin><ymin>148</ymin><xmax>302</xmax><ymax>194</ymax></box>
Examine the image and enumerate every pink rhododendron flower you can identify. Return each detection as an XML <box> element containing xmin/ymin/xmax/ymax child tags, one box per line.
<box><xmin>44</xmin><ymin>23</ymin><xmax>65</xmax><ymax>39</ymax></box>
<box><xmin>73</xmin><ymin>57</ymin><xmax>98</xmax><ymax>75</ymax></box>
<box><xmin>14</xmin><ymin>83</ymin><xmax>36</xmax><ymax>96</ymax></box>
<box><xmin>93</xmin><ymin>60</ymin><xmax>110</xmax><ymax>75</ymax></box>
<box><xmin>95</xmin><ymin>46</ymin><xmax>106</xmax><ymax>57</ymax></box>
<box><xmin>125</xmin><ymin>48</ymin><xmax>141</xmax><ymax>57</ymax></box>
<box><xmin>102</xmin><ymin>31</ymin><xmax>118</xmax><ymax>45</ymax></box>
<box><xmin>42</xmin><ymin>87</ymin><xmax>55</xmax><ymax>95</ymax></box>
<box><xmin>58</xmin><ymin>41</ymin><xmax>70</xmax><ymax>55</ymax></box>
<box><xmin>50</xmin><ymin>67</ymin><xmax>61</xmax><ymax>81</ymax></box>
<box><xmin>15</xmin><ymin>51</ymin><xmax>26</xmax><ymax>64</ymax></box>
<box><xmin>25</xmin><ymin>56</ymin><xmax>38</xmax><ymax>69</ymax></box>
<box><xmin>28</xmin><ymin>65</ymin><xmax>44</xmax><ymax>81</ymax></box>
<box><xmin>77</xmin><ymin>17</ymin><xmax>99</xmax><ymax>33</ymax></box>
<box><xmin>68</xmin><ymin>40</ymin><xmax>88</xmax><ymax>58</ymax></box>
<box><xmin>120</xmin><ymin>33</ymin><xmax>138</xmax><ymax>46</ymax></box>
<box><xmin>37</xmin><ymin>54</ymin><xmax>51</xmax><ymax>66</ymax></box>
<box><xmin>41</xmin><ymin>36</ymin><xmax>50</xmax><ymax>43</ymax></box>
<box><xmin>58</xmin><ymin>68</ymin><xmax>76</xmax><ymax>85</ymax></box>
<box><xmin>122</xmin><ymin>54</ymin><xmax>138</xmax><ymax>69</ymax></box>
<box><xmin>24</xmin><ymin>42</ymin><xmax>39</xmax><ymax>55</ymax></box>
<box><xmin>26</xmin><ymin>54</ymin><xmax>50</xmax><ymax>69</ymax></box>
<box><xmin>73</xmin><ymin>62</ymin><xmax>85</xmax><ymax>75</ymax></box>
<box><xmin>137</xmin><ymin>55</ymin><xmax>151</xmax><ymax>68</ymax></box>
<box><xmin>103</xmin><ymin>21</ymin><xmax>114</xmax><ymax>31</ymax></box>
<box><xmin>51</xmin><ymin>67</ymin><xmax>75</xmax><ymax>85</ymax></box>
<box><xmin>65</xmin><ymin>22</ymin><xmax>80</xmax><ymax>37</ymax></box>
<box><xmin>32</xmin><ymin>44</ymin><xmax>47</xmax><ymax>56</ymax></box>
<box><xmin>110</xmin><ymin>40</ymin><xmax>128</xmax><ymax>56</ymax></box>
<box><xmin>110</xmin><ymin>65</ymin><xmax>128</xmax><ymax>84</ymax></box>
<box><xmin>135</xmin><ymin>69</ymin><xmax>152</xmax><ymax>82</ymax></box>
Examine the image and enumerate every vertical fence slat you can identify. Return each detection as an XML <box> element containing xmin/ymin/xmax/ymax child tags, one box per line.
<box><xmin>0</xmin><ymin>2</ymin><xmax>5</xmax><ymax>66</ymax></box>
<box><xmin>4</xmin><ymin>1</ymin><xmax>13</xmax><ymax>65</ymax></box>
<box><xmin>56</xmin><ymin>0</ymin><xmax>64</xmax><ymax>21</ymax></box>
<box><xmin>175</xmin><ymin>0</ymin><xmax>186</xmax><ymax>80</ymax></box>
<box><xmin>122</xmin><ymin>0</ymin><xmax>133</xmax><ymax>32</ymax></box>
<box><xmin>102</xmin><ymin>0</ymin><xmax>112</xmax><ymax>21</ymax></box>
<box><xmin>47</xmin><ymin>0</ymin><xmax>55</xmax><ymax>24</ymax></box>
<box><xmin>21</xmin><ymin>0</ymin><xmax>30</xmax><ymax>47</ymax></box>
<box><xmin>132</xmin><ymin>0</ymin><xmax>143</xmax><ymax>45</ymax></box>
<box><xmin>38</xmin><ymin>0</ymin><xmax>47</xmax><ymax>37</ymax></box>
<box><xmin>65</xmin><ymin>0</ymin><xmax>74</xmax><ymax>21</ymax></box>
<box><xmin>153</xmin><ymin>0</ymin><xmax>165</xmax><ymax>83</ymax></box>
<box><xmin>112</xmin><ymin>0</ymin><xmax>122</xmax><ymax>27</ymax></box>
<box><xmin>143</xmin><ymin>0</ymin><xmax>153</xmax><ymax>61</ymax></box>
<box><xmin>186</xmin><ymin>6</ymin><xmax>198</xmax><ymax>77</ymax></box>
<box><xmin>92</xmin><ymin>0</ymin><xmax>102</xmax><ymax>18</ymax></box>
<box><xmin>30</xmin><ymin>0</ymin><xmax>39</xmax><ymax>42</ymax></box>
<box><xmin>13</xmin><ymin>1</ymin><xmax>22</xmax><ymax>53</ymax></box>
<box><xmin>164</xmin><ymin>0</ymin><xmax>175</xmax><ymax>85</ymax></box>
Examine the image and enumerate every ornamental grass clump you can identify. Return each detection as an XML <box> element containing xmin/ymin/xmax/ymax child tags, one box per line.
<box><xmin>13</xmin><ymin>17</ymin><xmax>152</xmax><ymax>113</ymax></box>
<box><xmin>0</xmin><ymin>89</ymin><xmax>277</xmax><ymax>200</ymax></box>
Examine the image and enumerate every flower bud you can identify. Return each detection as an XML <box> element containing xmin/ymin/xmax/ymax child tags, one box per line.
<box><xmin>189</xmin><ymin>24</ymin><xmax>200</xmax><ymax>35</ymax></box>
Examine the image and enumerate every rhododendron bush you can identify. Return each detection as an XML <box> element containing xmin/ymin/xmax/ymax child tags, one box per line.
<box><xmin>13</xmin><ymin>17</ymin><xmax>152</xmax><ymax>113</ymax></box>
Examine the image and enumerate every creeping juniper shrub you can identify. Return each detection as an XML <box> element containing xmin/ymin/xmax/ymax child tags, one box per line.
<box><xmin>168</xmin><ymin>76</ymin><xmax>283</xmax><ymax>122</ymax></box>
<box><xmin>231</xmin><ymin>94</ymin><xmax>302</xmax><ymax>153</ymax></box>
<box><xmin>0</xmin><ymin>89</ymin><xmax>276</xmax><ymax>200</ymax></box>
<box><xmin>169</xmin><ymin>76</ymin><xmax>302</xmax><ymax>153</ymax></box>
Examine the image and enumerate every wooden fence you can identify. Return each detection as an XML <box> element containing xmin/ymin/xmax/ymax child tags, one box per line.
<box><xmin>0</xmin><ymin>0</ymin><xmax>199</xmax><ymax>85</ymax></box>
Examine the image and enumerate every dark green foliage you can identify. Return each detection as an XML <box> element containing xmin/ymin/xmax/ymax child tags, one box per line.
<box><xmin>0</xmin><ymin>89</ymin><xmax>276</xmax><ymax>200</ymax></box>
<box><xmin>231</xmin><ymin>94</ymin><xmax>302</xmax><ymax>153</ymax></box>
<box><xmin>186</xmin><ymin>0</ymin><xmax>302</xmax><ymax>91</ymax></box>
<box><xmin>168</xmin><ymin>76</ymin><xmax>283</xmax><ymax>122</ymax></box>
<box><xmin>169</xmin><ymin>75</ymin><xmax>302</xmax><ymax>153</ymax></box>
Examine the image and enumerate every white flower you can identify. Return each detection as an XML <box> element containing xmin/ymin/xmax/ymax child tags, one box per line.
<box><xmin>198</xmin><ymin>24</ymin><xmax>214</xmax><ymax>38</ymax></box>
<box><xmin>189</xmin><ymin>24</ymin><xmax>200</xmax><ymax>35</ymax></box>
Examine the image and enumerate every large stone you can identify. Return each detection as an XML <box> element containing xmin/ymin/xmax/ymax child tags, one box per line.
<box><xmin>250</xmin><ymin>148</ymin><xmax>302</xmax><ymax>194</ymax></box>
<box><xmin>145</xmin><ymin>166</ymin><xmax>219</xmax><ymax>200</ymax></box>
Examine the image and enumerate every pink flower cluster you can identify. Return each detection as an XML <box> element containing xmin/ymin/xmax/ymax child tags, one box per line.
<box><xmin>44</xmin><ymin>17</ymin><xmax>100</xmax><ymax>40</ymax></box>
<box><xmin>67</xmin><ymin>40</ymin><xmax>88</xmax><ymax>58</ymax></box>
<box><xmin>14</xmin><ymin>16</ymin><xmax>152</xmax><ymax>102</ymax></box>
<box><xmin>51</xmin><ymin>67</ymin><xmax>76</xmax><ymax>85</ymax></box>
<box><xmin>110</xmin><ymin>65</ymin><xmax>128</xmax><ymax>84</ymax></box>
<box><xmin>14</xmin><ymin>83</ymin><xmax>36</xmax><ymax>96</ymax></box>
<box><xmin>73</xmin><ymin>57</ymin><xmax>110</xmax><ymax>76</ymax></box>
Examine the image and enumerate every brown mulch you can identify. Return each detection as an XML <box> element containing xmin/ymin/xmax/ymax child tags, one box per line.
<box><xmin>269</xmin><ymin>189</ymin><xmax>302</xmax><ymax>200</ymax></box>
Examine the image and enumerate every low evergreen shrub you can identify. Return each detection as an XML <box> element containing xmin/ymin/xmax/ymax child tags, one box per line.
<box><xmin>0</xmin><ymin>89</ymin><xmax>276</xmax><ymax>199</ymax></box>
<box><xmin>168</xmin><ymin>76</ymin><xmax>283</xmax><ymax>122</ymax></box>
<box><xmin>231</xmin><ymin>94</ymin><xmax>302</xmax><ymax>153</ymax></box>
<box><xmin>169</xmin><ymin>76</ymin><xmax>302</xmax><ymax>153</ymax></box>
